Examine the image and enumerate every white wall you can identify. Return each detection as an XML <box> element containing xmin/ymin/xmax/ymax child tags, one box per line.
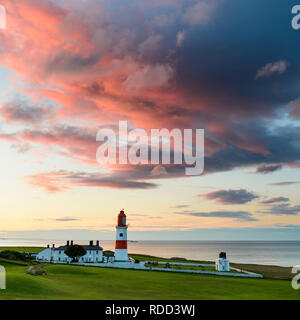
<box><xmin>215</xmin><ymin>258</ymin><xmax>230</xmax><ymax>271</ymax></box>
<box><xmin>115</xmin><ymin>249</ymin><xmax>128</xmax><ymax>262</ymax></box>
<box><xmin>76</xmin><ymin>249</ymin><xmax>103</xmax><ymax>263</ymax></box>
<box><xmin>53</xmin><ymin>250</ymin><xmax>72</xmax><ymax>263</ymax></box>
<box><xmin>36</xmin><ymin>248</ymin><xmax>53</xmax><ymax>262</ymax></box>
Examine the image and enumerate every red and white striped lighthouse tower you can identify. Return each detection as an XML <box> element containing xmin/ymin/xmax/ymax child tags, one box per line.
<box><xmin>115</xmin><ymin>209</ymin><xmax>128</xmax><ymax>262</ymax></box>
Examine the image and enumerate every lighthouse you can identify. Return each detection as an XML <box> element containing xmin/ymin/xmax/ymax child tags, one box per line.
<box><xmin>115</xmin><ymin>209</ymin><xmax>128</xmax><ymax>262</ymax></box>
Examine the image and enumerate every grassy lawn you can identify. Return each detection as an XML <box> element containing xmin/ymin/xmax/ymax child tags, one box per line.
<box><xmin>145</xmin><ymin>262</ymin><xmax>218</xmax><ymax>272</ymax></box>
<box><xmin>0</xmin><ymin>262</ymin><xmax>299</xmax><ymax>300</ymax></box>
<box><xmin>231</xmin><ymin>262</ymin><xmax>294</xmax><ymax>280</ymax></box>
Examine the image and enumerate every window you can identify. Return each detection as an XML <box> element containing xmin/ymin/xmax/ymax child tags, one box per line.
<box><xmin>122</xmin><ymin>216</ymin><xmax>126</xmax><ymax>225</ymax></box>
<box><xmin>96</xmin><ymin>251</ymin><xmax>98</xmax><ymax>254</ymax></box>
<box><xmin>59</xmin><ymin>251</ymin><xmax>61</xmax><ymax>254</ymax></box>
<box><xmin>120</xmin><ymin>233</ymin><xmax>123</xmax><ymax>237</ymax></box>
<box><xmin>58</xmin><ymin>257</ymin><xmax>61</xmax><ymax>261</ymax></box>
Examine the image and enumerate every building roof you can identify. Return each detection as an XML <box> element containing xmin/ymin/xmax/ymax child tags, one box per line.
<box><xmin>54</xmin><ymin>245</ymin><xmax>103</xmax><ymax>251</ymax></box>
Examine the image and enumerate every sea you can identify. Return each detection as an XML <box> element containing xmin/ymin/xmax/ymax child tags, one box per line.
<box><xmin>0</xmin><ymin>239</ymin><xmax>299</xmax><ymax>267</ymax></box>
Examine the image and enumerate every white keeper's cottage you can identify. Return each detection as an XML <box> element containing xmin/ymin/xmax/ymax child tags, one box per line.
<box><xmin>36</xmin><ymin>240</ymin><xmax>103</xmax><ymax>263</ymax></box>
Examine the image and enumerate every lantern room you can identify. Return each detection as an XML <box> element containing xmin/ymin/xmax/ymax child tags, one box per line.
<box><xmin>118</xmin><ymin>209</ymin><xmax>127</xmax><ymax>227</ymax></box>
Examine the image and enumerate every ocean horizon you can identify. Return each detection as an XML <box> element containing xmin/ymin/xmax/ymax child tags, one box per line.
<box><xmin>0</xmin><ymin>239</ymin><xmax>299</xmax><ymax>267</ymax></box>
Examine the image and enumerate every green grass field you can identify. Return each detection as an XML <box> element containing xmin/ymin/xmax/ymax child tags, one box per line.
<box><xmin>0</xmin><ymin>261</ymin><xmax>299</xmax><ymax>300</ymax></box>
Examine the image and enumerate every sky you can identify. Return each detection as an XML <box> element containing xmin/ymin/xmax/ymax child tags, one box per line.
<box><xmin>0</xmin><ymin>0</ymin><xmax>300</xmax><ymax>240</ymax></box>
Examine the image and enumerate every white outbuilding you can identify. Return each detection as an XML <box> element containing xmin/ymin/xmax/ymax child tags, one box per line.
<box><xmin>215</xmin><ymin>252</ymin><xmax>230</xmax><ymax>272</ymax></box>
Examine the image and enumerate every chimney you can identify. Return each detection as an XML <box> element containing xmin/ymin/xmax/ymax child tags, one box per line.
<box><xmin>71</xmin><ymin>240</ymin><xmax>73</xmax><ymax>245</ymax></box>
<box><xmin>96</xmin><ymin>240</ymin><xmax>99</xmax><ymax>247</ymax></box>
<box><xmin>52</xmin><ymin>244</ymin><xmax>55</xmax><ymax>248</ymax></box>
<box><xmin>67</xmin><ymin>240</ymin><xmax>70</xmax><ymax>246</ymax></box>
<box><xmin>90</xmin><ymin>240</ymin><xmax>93</xmax><ymax>246</ymax></box>
<box><xmin>47</xmin><ymin>244</ymin><xmax>49</xmax><ymax>248</ymax></box>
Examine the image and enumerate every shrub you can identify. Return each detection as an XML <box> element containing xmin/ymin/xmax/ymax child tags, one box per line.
<box><xmin>0</xmin><ymin>250</ymin><xmax>31</xmax><ymax>262</ymax></box>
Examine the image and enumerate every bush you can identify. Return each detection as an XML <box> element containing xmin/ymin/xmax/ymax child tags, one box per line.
<box><xmin>0</xmin><ymin>250</ymin><xmax>31</xmax><ymax>262</ymax></box>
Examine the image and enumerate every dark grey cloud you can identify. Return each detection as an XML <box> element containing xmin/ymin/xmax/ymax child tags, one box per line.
<box><xmin>276</xmin><ymin>224</ymin><xmax>300</xmax><ymax>229</ymax></box>
<box><xmin>11</xmin><ymin>143</ymin><xmax>31</xmax><ymax>154</ymax></box>
<box><xmin>260</xmin><ymin>197</ymin><xmax>289</xmax><ymax>204</ymax></box>
<box><xmin>199</xmin><ymin>189</ymin><xmax>259</xmax><ymax>205</ymax></box>
<box><xmin>175</xmin><ymin>210</ymin><xmax>258</xmax><ymax>222</ymax></box>
<box><xmin>22</xmin><ymin>124</ymin><xmax>96</xmax><ymax>144</ymax></box>
<box><xmin>55</xmin><ymin>217</ymin><xmax>80</xmax><ymax>221</ymax></box>
<box><xmin>27</xmin><ymin>170</ymin><xmax>158</xmax><ymax>193</ymax></box>
<box><xmin>256</xmin><ymin>164</ymin><xmax>282</xmax><ymax>174</ymax></box>
<box><xmin>19</xmin><ymin>124</ymin><xmax>98</xmax><ymax>164</ymax></box>
<box><xmin>170</xmin><ymin>205</ymin><xmax>190</xmax><ymax>209</ymax></box>
<box><xmin>203</xmin><ymin>125</ymin><xmax>300</xmax><ymax>176</ymax></box>
<box><xmin>45</xmin><ymin>51</ymin><xmax>100</xmax><ymax>74</ymax></box>
<box><xmin>0</xmin><ymin>101</ymin><xmax>52</xmax><ymax>123</ymax></box>
<box><xmin>130</xmin><ymin>214</ymin><xmax>149</xmax><ymax>217</ymax></box>
<box><xmin>33</xmin><ymin>217</ymin><xmax>80</xmax><ymax>222</ymax></box>
<box><xmin>268</xmin><ymin>181</ymin><xmax>300</xmax><ymax>187</ymax></box>
<box><xmin>68</xmin><ymin>171</ymin><xmax>158</xmax><ymax>189</ymax></box>
<box><xmin>260</xmin><ymin>204</ymin><xmax>300</xmax><ymax>216</ymax></box>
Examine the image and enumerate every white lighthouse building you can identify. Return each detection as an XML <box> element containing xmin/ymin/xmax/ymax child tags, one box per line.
<box><xmin>216</xmin><ymin>252</ymin><xmax>230</xmax><ymax>272</ymax></box>
<box><xmin>115</xmin><ymin>209</ymin><xmax>129</xmax><ymax>262</ymax></box>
